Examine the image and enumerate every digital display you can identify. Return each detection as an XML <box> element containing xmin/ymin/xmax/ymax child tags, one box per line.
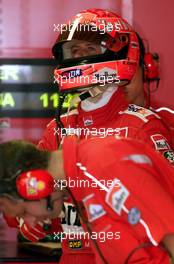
<box><xmin>0</xmin><ymin>65</ymin><xmax>55</xmax><ymax>84</ymax></box>
<box><xmin>0</xmin><ymin>59</ymin><xmax>57</xmax><ymax>84</ymax></box>
<box><xmin>0</xmin><ymin>59</ymin><xmax>77</xmax><ymax>118</ymax></box>
<box><xmin>0</xmin><ymin>92</ymin><xmax>76</xmax><ymax>111</ymax></box>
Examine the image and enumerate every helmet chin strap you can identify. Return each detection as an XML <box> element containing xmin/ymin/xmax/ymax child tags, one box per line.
<box><xmin>66</xmin><ymin>84</ymin><xmax>117</xmax><ymax>119</ymax></box>
<box><xmin>65</xmin><ymin>86</ymin><xmax>105</xmax><ymax>116</ymax></box>
<box><xmin>69</xmin><ymin>86</ymin><xmax>105</xmax><ymax>107</ymax></box>
<box><xmin>63</xmin><ymin>86</ymin><xmax>106</xmax><ymax>130</ymax></box>
<box><xmin>81</xmin><ymin>84</ymin><xmax>118</xmax><ymax>112</ymax></box>
<box><xmin>68</xmin><ymin>84</ymin><xmax>117</xmax><ymax>109</ymax></box>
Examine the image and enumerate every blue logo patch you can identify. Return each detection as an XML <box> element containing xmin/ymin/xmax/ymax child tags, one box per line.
<box><xmin>128</xmin><ymin>207</ymin><xmax>141</xmax><ymax>225</ymax></box>
<box><xmin>62</xmin><ymin>69</ymin><xmax>82</xmax><ymax>79</ymax></box>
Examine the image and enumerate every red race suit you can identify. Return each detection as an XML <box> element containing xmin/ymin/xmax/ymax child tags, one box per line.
<box><xmin>37</xmin><ymin>88</ymin><xmax>174</xmax><ymax>263</ymax></box>
<box><xmin>62</xmin><ymin>136</ymin><xmax>174</xmax><ymax>264</ymax></box>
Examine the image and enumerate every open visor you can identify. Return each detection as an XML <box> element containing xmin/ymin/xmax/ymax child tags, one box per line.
<box><xmin>52</xmin><ymin>25</ymin><xmax>129</xmax><ymax>65</ymax></box>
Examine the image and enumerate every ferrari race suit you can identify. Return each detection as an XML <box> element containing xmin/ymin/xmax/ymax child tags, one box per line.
<box><xmin>37</xmin><ymin>88</ymin><xmax>174</xmax><ymax>263</ymax></box>
<box><xmin>62</xmin><ymin>135</ymin><xmax>174</xmax><ymax>264</ymax></box>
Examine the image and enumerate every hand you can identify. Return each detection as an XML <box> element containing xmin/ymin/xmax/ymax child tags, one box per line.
<box><xmin>18</xmin><ymin>218</ymin><xmax>47</xmax><ymax>242</ymax></box>
<box><xmin>4</xmin><ymin>215</ymin><xmax>62</xmax><ymax>242</ymax></box>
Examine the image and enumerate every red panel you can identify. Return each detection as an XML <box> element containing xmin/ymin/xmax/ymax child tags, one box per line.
<box><xmin>0</xmin><ymin>0</ymin><xmax>121</xmax><ymax>57</ymax></box>
<box><xmin>0</xmin><ymin>118</ymin><xmax>52</xmax><ymax>144</ymax></box>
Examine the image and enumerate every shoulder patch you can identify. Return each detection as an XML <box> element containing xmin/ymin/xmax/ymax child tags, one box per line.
<box><xmin>151</xmin><ymin>134</ymin><xmax>170</xmax><ymax>151</ymax></box>
<box><xmin>119</xmin><ymin>104</ymin><xmax>160</xmax><ymax>122</ymax></box>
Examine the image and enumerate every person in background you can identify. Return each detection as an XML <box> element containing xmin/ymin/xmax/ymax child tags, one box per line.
<box><xmin>123</xmin><ymin>33</ymin><xmax>174</xmax><ymax>153</ymax></box>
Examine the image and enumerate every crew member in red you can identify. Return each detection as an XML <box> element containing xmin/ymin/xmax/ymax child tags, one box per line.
<box><xmin>123</xmin><ymin>33</ymin><xmax>174</xmax><ymax>154</ymax></box>
<box><xmin>1</xmin><ymin>137</ymin><xmax>174</xmax><ymax>263</ymax></box>
<box><xmin>4</xmin><ymin>8</ymin><xmax>174</xmax><ymax>264</ymax></box>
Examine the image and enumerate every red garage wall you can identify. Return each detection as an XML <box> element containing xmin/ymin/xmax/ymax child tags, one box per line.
<box><xmin>0</xmin><ymin>0</ymin><xmax>173</xmax><ymax>106</ymax></box>
<box><xmin>0</xmin><ymin>0</ymin><xmax>121</xmax><ymax>57</ymax></box>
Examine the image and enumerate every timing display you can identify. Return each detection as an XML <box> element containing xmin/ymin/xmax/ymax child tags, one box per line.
<box><xmin>0</xmin><ymin>92</ymin><xmax>76</xmax><ymax>110</ymax></box>
<box><xmin>0</xmin><ymin>65</ymin><xmax>55</xmax><ymax>83</ymax></box>
<box><xmin>0</xmin><ymin>59</ymin><xmax>78</xmax><ymax>118</ymax></box>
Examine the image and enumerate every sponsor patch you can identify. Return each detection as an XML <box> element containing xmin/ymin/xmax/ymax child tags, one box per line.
<box><xmin>105</xmin><ymin>179</ymin><xmax>129</xmax><ymax>215</ymax></box>
<box><xmin>151</xmin><ymin>134</ymin><xmax>170</xmax><ymax>151</ymax></box>
<box><xmin>94</xmin><ymin>68</ymin><xmax>119</xmax><ymax>83</ymax></box>
<box><xmin>83</xmin><ymin>193</ymin><xmax>106</xmax><ymax>222</ymax></box>
<box><xmin>62</xmin><ymin>69</ymin><xmax>82</xmax><ymax>79</ymax></box>
<box><xmin>120</xmin><ymin>104</ymin><xmax>159</xmax><ymax>122</ymax></box>
<box><xmin>163</xmin><ymin>150</ymin><xmax>174</xmax><ymax>163</ymax></box>
<box><xmin>83</xmin><ymin>116</ymin><xmax>93</xmax><ymax>126</ymax></box>
<box><xmin>128</xmin><ymin>207</ymin><xmax>141</xmax><ymax>225</ymax></box>
<box><xmin>69</xmin><ymin>240</ymin><xmax>82</xmax><ymax>249</ymax></box>
<box><xmin>127</xmin><ymin>105</ymin><xmax>150</xmax><ymax>115</ymax></box>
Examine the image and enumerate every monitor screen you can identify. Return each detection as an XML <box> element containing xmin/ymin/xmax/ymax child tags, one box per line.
<box><xmin>0</xmin><ymin>65</ymin><xmax>54</xmax><ymax>83</ymax></box>
<box><xmin>0</xmin><ymin>59</ymin><xmax>77</xmax><ymax>143</ymax></box>
<box><xmin>0</xmin><ymin>59</ymin><xmax>77</xmax><ymax>117</ymax></box>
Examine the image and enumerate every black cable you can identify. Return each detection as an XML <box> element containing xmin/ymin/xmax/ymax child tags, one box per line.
<box><xmin>55</xmin><ymin>92</ymin><xmax>67</xmax><ymax>147</ymax></box>
<box><xmin>67</xmin><ymin>188</ymin><xmax>108</xmax><ymax>264</ymax></box>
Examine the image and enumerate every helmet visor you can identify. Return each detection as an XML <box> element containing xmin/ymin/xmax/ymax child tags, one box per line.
<box><xmin>52</xmin><ymin>25</ymin><xmax>129</xmax><ymax>63</ymax></box>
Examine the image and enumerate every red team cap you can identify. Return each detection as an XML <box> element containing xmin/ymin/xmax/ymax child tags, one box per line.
<box><xmin>52</xmin><ymin>8</ymin><xmax>140</xmax><ymax>92</ymax></box>
<box><xmin>16</xmin><ymin>169</ymin><xmax>54</xmax><ymax>200</ymax></box>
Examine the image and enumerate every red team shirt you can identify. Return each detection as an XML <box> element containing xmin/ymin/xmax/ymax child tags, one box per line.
<box><xmin>62</xmin><ymin>136</ymin><xmax>174</xmax><ymax>264</ymax></box>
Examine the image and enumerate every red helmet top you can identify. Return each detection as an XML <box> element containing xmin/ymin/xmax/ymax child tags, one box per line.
<box><xmin>52</xmin><ymin>8</ymin><xmax>140</xmax><ymax>92</ymax></box>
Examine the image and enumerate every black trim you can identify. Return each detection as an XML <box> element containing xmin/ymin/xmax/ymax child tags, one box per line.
<box><xmin>0</xmin><ymin>110</ymin><xmax>58</xmax><ymax>118</ymax></box>
<box><xmin>0</xmin><ymin>58</ymin><xmax>57</xmax><ymax>65</ymax></box>
<box><xmin>0</xmin><ymin>83</ymin><xmax>58</xmax><ymax>92</ymax></box>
